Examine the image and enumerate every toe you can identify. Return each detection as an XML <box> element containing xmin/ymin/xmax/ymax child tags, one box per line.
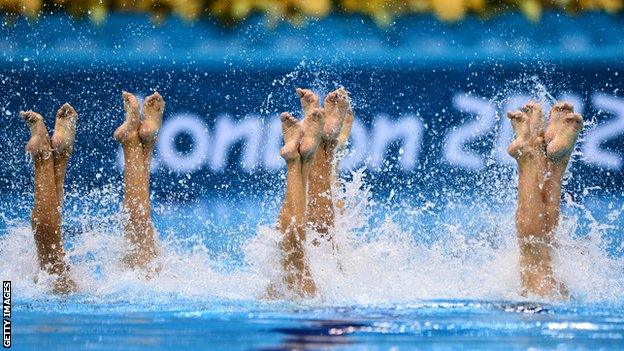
<box><xmin>20</xmin><ymin>111</ymin><xmax>39</xmax><ymax>123</ymax></box>
<box><xmin>123</xmin><ymin>91</ymin><xmax>139</xmax><ymax>107</ymax></box>
<box><xmin>325</xmin><ymin>92</ymin><xmax>338</xmax><ymax>104</ymax></box>
<box><xmin>145</xmin><ymin>92</ymin><xmax>164</xmax><ymax>107</ymax></box>
<box><xmin>310</xmin><ymin>108</ymin><xmax>324</xmax><ymax>122</ymax></box>
<box><xmin>523</xmin><ymin>101</ymin><xmax>541</xmax><ymax>113</ymax></box>
<box><xmin>280</xmin><ymin>112</ymin><xmax>294</xmax><ymax>124</ymax></box>
<box><xmin>565</xmin><ymin>113</ymin><xmax>583</xmax><ymax>128</ymax></box>
<box><xmin>507</xmin><ymin>111</ymin><xmax>526</xmax><ymax>124</ymax></box>
<box><xmin>57</xmin><ymin>103</ymin><xmax>77</xmax><ymax>119</ymax></box>
<box><xmin>554</xmin><ymin>101</ymin><xmax>574</xmax><ymax>112</ymax></box>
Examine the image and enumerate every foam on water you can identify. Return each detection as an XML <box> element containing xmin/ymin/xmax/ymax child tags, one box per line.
<box><xmin>1</xmin><ymin>163</ymin><xmax>623</xmax><ymax>306</ymax></box>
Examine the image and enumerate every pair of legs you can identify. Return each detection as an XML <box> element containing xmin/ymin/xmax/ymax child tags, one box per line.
<box><xmin>24</xmin><ymin>91</ymin><xmax>164</xmax><ymax>293</ymax></box>
<box><xmin>21</xmin><ymin>104</ymin><xmax>78</xmax><ymax>294</ymax></box>
<box><xmin>507</xmin><ymin>101</ymin><xmax>583</xmax><ymax>299</ymax></box>
<box><xmin>273</xmin><ymin>87</ymin><xmax>353</xmax><ymax>298</ymax></box>
<box><xmin>113</xmin><ymin>91</ymin><xmax>165</xmax><ymax>270</ymax></box>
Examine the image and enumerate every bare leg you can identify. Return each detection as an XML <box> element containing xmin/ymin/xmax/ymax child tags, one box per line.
<box><xmin>299</xmin><ymin>108</ymin><xmax>325</xmax><ymax>199</ymax></box>
<box><xmin>297</xmin><ymin>90</ymin><xmax>344</xmax><ymax>239</ymax></box>
<box><xmin>21</xmin><ymin>111</ymin><xmax>75</xmax><ymax>294</ymax></box>
<box><xmin>543</xmin><ymin>102</ymin><xmax>583</xmax><ymax>234</ymax></box>
<box><xmin>50</xmin><ymin>103</ymin><xmax>78</xmax><ymax>207</ymax></box>
<box><xmin>114</xmin><ymin>92</ymin><xmax>158</xmax><ymax>270</ymax></box>
<box><xmin>295</xmin><ymin>87</ymin><xmax>324</xmax><ymax>198</ymax></box>
<box><xmin>333</xmin><ymin>91</ymin><xmax>354</xmax><ymax>213</ymax></box>
<box><xmin>305</xmin><ymin>88</ymin><xmax>349</xmax><ymax>239</ymax></box>
<box><xmin>274</xmin><ymin>112</ymin><xmax>316</xmax><ymax>298</ymax></box>
<box><xmin>306</xmin><ymin>145</ymin><xmax>335</xmax><ymax>238</ymax></box>
<box><xmin>508</xmin><ymin>102</ymin><xmax>565</xmax><ymax>299</ymax></box>
<box><xmin>541</xmin><ymin>102</ymin><xmax>583</xmax><ymax>298</ymax></box>
<box><xmin>337</xmin><ymin>106</ymin><xmax>354</xmax><ymax>151</ymax></box>
<box><xmin>139</xmin><ymin>92</ymin><xmax>164</xmax><ymax>180</ymax></box>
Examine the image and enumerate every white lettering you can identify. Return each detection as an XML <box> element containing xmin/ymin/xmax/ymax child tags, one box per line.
<box><xmin>340</xmin><ymin>119</ymin><xmax>368</xmax><ymax>170</ymax></box>
<box><xmin>444</xmin><ymin>94</ymin><xmax>496</xmax><ymax>169</ymax></box>
<box><xmin>210</xmin><ymin>114</ymin><xmax>262</xmax><ymax>172</ymax></box>
<box><xmin>583</xmin><ymin>94</ymin><xmax>624</xmax><ymax>169</ymax></box>
<box><xmin>158</xmin><ymin>113</ymin><xmax>210</xmax><ymax>173</ymax></box>
<box><xmin>263</xmin><ymin>116</ymin><xmax>284</xmax><ymax>171</ymax></box>
<box><xmin>368</xmin><ymin>114</ymin><xmax>423</xmax><ymax>171</ymax></box>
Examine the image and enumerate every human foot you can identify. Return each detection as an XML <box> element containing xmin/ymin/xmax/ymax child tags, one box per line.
<box><xmin>114</xmin><ymin>91</ymin><xmax>141</xmax><ymax>142</ymax></box>
<box><xmin>279</xmin><ymin>112</ymin><xmax>304</xmax><ymax>162</ymax></box>
<box><xmin>544</xmin><ymin>102</ymin><xmax>583</xmax><ymax>162</ymax></box>
<box><xmin>21</xmin><ymin>111</ymin><xmax>52</xmax><ymax>156</ymax></box>
<box><xmin>507</xmin><ymin>101</ymin><xmax>545</xmax><ymax>159</ymax></box>
<box><xmin>296</xmin><ymin>88</ymin><xmax>320</xmax><ymax>117</ymax></box>
<box><xmin>338</xmin><ymin>107</ymin><xmax>354</xmax><ymax>148</ymax></box>
<box><xmin>322</xmin><ymin>88</ymin><xmax>349</xmax><ymax>141</ymax></box>
<box><xmin>524</xmin><ymin>101</ymin><xmax>544</xmax><ymax>141</ymax></box>
<box><xmin>507</xmin><ymin>110</ymin><xmax>532</xmax><ymax>159</ymax></box>
<box><xmin>139</xmin><ymin>92</ymin><xmax>165</xmax><ymax>144</ymax></box>
<box><xmin>299</xmin><ymin>108</ymin><xmax>325</xmax><ymax>160</ymax></box>
<box><xmin>51</xmin><ymin>103</ymin><xmax>78</xmax><ymax>157</ymax></box>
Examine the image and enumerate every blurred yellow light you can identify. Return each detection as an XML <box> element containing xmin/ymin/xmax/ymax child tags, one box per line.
<box><xmin>0</xmin><ymin>0</ymin><xmax>622</xmax><ymax>24</ymax></box>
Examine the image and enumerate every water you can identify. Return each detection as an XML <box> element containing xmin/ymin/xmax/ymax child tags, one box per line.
<box><xmin>2</xmin><ymin>162</ymin><xmax>624</xmax><ymax>349</ymax></box>
<box><xmin>13</xmin><ymin>299</ymin><xmax>624</xmax><ymax>350</ymax></box>
<box><xmin>1</xmin><ymin>9</ymin><xmax>623</xmax><ymax>349</ymax></box>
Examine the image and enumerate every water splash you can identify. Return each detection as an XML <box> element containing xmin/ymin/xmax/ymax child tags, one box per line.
<box><xmin>1</xmin><ymin>76</ymin><xmax>623</xmax><ymax>307</ymax></box>
<box><xmin>1</xmin><ymin>162</ymin><xmax>623</xmax><ymax>306</ymax></box>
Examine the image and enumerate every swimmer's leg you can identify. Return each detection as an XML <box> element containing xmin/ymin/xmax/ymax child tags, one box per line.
<box><xmin>543</xmin><ymin>102</ymin><xmax>583</xmax><ymax>234</ymax></box>
<box><xmin>21</xmin><ymin>111</ymin><xmax>75</xmax><ymax>294</ymax></box>
<box><xmin>274</xmin><ymin>112</ymin><xmax>316</xmax><ymax>298</ymax></box>
<box><xmin>305</xmin><ymin>88</ymin><xmax>348</xmax><ymax>240</ymax></box>
<box><xmin>114</xmin><ymin>92</ymin><xmax>158</xmax><ymax>270</ymax></box>
<box><xmin>50</xmin><ymin>103</ymin><xmax>78</xmax><ymax>207</ymax></box>
<box><xmin>508</xmin><ymin>102</ymin><xmax>560</xmax><ymax>298</ymax></box>
<box><xmin>334</xmin><ymin>90</ymin><xmax>354</xmax><ymax>212</ymax></box>
<box><xmin>300</xmin><ymin>108</ymin><xmax>326</xmax><ymax>195</ymax></box>
<box><xmin>541</xmin><ymin>102</ymin><xmax>583</xmax><ymax>298</ymax></box>
<box><xmin>139</xmin><ymin>92</ymin><xmax>164</xmax><ymax>179</ymax></box>
<box><xmin>337</xmin><ymin>103</ymin><xmax>354</xmax><ymax>151</ymax></box>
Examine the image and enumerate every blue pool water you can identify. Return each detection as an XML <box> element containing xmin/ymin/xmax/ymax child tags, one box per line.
<box><xmin>13</xmin><ymin>299</ymin><xmax>624</xmax><ymax>350</ymax></box>
<box><xmin>2</xmin><ymin>168</ymin><xmax>624</xmax><ymax>350</ymax></box>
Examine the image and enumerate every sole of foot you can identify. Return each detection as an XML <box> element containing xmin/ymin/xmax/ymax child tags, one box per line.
<box><xmin>507</xmin><ymin>110</ymin><xmax>532</xmax><ymax>159</ymax></box>
<box><xmin>51</xmin><ymin>103</ymin><xmax>78</xmax><ymax>156</ymax></box>
<box><xmin>21</xmin><ymin>111</ymin><xmax>52</xmax><ymax>156</ymax></box>
<box><xmin>296</xmin><ymin>88</ymin><xmax>320</xmax><ymax>117</ymax></box>
<box><xmin>299</xmin><ymin>108</ymin><xmax>325</xmax><ymax>160</ymax></box>
<box><xmin>545</xmin><ymin>102</ymin><xmax>583</xmax><ymax>161</ymax></box>
<box><xmin>523</xmin><ymin>101</ymin><xmax>544</xmax><ymax>141</ymax></box>
<box><xmin>279</xmin><ymin>112</ymin><xmax>304</xmax><ymax>162</ymax></box>
<box><xmin>338</xmin><ymin>107</ymin><xmax>354</xmax><ymax>148</ymax></box>
<box><xmin>139</xmin><ymin>92</ymin><xmax>165</xmax><ymax>144</ymax></box>
<box><xmin>323</xmin><ymin>88</ymin><xmax>349</xmax><ymax>141</ymax></box>
<box><xmin>114</xmin><ymin>91</ymin><xmax>142</xmax><ymax>142</ymax></box>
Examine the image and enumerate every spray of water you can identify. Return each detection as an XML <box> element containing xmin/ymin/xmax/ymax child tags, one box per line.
<box><xmin>0</xmin><ymin>161</ymin><xmax>623</xmax><ymax>306</ymax></box>
<box><xmin>1</xmin><ymin>77</ymin><xmax>623</xmax><ymax>306</ymax></box>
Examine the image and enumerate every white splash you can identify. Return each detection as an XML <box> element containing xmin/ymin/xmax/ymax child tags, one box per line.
<box><xmin>1</xmin><ymin>165</ymin><xmax>623</xmax><ymax>306</ymax></box>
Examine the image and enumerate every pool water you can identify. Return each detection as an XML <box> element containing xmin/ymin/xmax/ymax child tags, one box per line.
<box><xmin>2</xmin><ymin>167</ymin><xmax>624</xmax><ymax>350</ymax></box>
<box><xmin>14</xmin><ymin>299</ymin><xmax>624</xmax><ymax>350</ymax></box>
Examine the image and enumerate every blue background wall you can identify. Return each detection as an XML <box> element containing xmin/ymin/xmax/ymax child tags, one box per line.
<box><xmin>1</xmin><ymin>13</ymin><xmax>623</xmax><ymax>202</ymax></box>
